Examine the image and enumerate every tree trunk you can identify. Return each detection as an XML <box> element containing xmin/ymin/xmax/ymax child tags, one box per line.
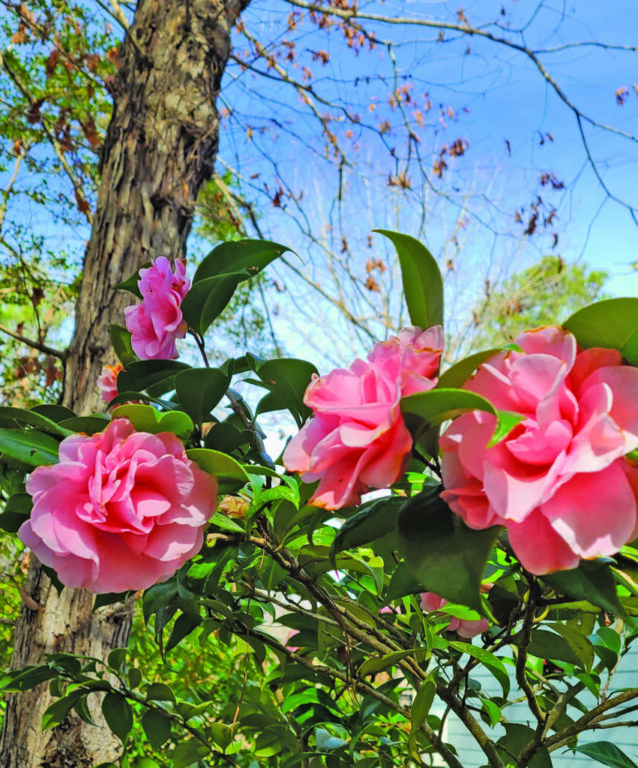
<box><xmin>0</xmin><ymin>1</ymin><xmax>249</xmax><ymax>765</ymax></box>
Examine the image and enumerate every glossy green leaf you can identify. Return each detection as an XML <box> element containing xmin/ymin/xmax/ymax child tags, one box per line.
<box><xmin>0</xmin><ymin>428</ymin><xmax>59</xmax><ymax>466</ymax></box>
<box><xmin>174</xmin><ymin>367</ymin><xmax>230</xmax><ymax>423</ymax></box>
<box><xmin>58</xmin><ymin>416</ymin><xmax>109</xmax><ymax>435</ymax></box>
<box><xmin>193</xmin><ymin>239</ymin><xmax>289</xmax><ymax>282</ymax></box>
<box><xmin>526</xmin><ymin>629</ymin><xmax>587</xmax><ymax>667</ymax></box>
<box><xmin>142</xmin><ymin>709</ymin><xmax>172</xmax><ymax>750</ymax></box>
<box><xmin>186</xmin><ymin>448</ymin><xmax>249</xmax><ymax>494</ymax></box>
<box><xmin>375</xmin><ymin>230</ymin><xmax>443</xmax><ymax>329</ymax></box>
<box><xmin>564</xmin><ymin>298</ymin><xmax>638</xmax><ymax>364</ymax></box>
<box><xmin>0</xmin><ymin>665</ymin><xmax>57</xmax><ymax>692</ymax></box>
<box><xmin>118</xmin><ymin>360</ymin><xmax>191</xmax><ymax>397</ymax></box>
<box><xmin>0</xmin><ymin>407</ymin><xmax>71</xmax><ymax>437</ymax></box>
<box><xmin>574</xmin><ymin>741</ymin><xmax>638</xmax><ymax>768</ymax></box>
<box><xmin>112</xmin><ymin>404</ymin><xmax>194</xmax><ymax>437</ymax></box>
<box><xmin>166</xmin><ymin>612</ymin><xmax>201</xmax><ymax>653</ymax></box>
<box><xmin>330</xmin><ymin>495</ymin><xmax>404</xmax><ymax>565</ymax></box>
<box><xmin>109</xmin><ymin>324</ymin><xmax>137</xmax><ymax>367</ymax></box>
<box><xmin>249</xmin><ymin>358</ymin><xmax>318</xmax><ymax>428</ymax></box>
<box><xmin>547</xmin><ymin>622</ymin><xmax>594</xmax><ymax>670</ymax></box>
<box><xmin>397</xmin><ymin>486</ymin><xmax>500</xmax><ymax>612</ymax></box>
<box><xmin>181</xmin><ymin>273</ymin><xmax>244</xmax><ymax>337</ymax></box>
<box><xmin>437</xmin><ymin>348</ymin><xmax>502</xmax><ymax>389</ymax></box>
<box><xmin>114</xmin><ymin>262</ymin><xmax>150</xmax><ymax>298</ymax></box>
<box><xmin>401</xmin><ymin>388</ymin><xmax>523</xmax><ymax>447</ymax></box>
<box><xmin>102</xmin><ymin>692</ymin><xmax>133</xmax><ymax>742</ymax></box>
<box><xmin>173</xmin><ymin>739</ymin><xmax>210</xmax><ymax>768</ymax></box>
<box><xmin>543</xmin><ymin>560</ymin><xmax>625</xmax><ymax>618</ymax></box>
<box><xmin>450</xmin><ymin>641</ymin><xmax>510</xmax><ymax>696</ymax></box>
<box><xmin>30</xmin><ymin>405</ymin><xmax>76</xmax><ymax>423</ymax></box>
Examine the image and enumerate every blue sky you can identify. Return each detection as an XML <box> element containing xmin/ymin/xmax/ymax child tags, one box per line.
<box><xmin>220</xmin><ymin>0</ymin><xmax>638</xmax><ymax>317</ymax></box>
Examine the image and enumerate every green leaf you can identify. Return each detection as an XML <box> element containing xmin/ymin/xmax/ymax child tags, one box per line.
<box><xmin>543</xmin><ymin>560</ymin><xmax>625</xmax><ymax>618</ymax></box>
<box><xmin>186</xmin><ymin>448</ymin><xmax>249</xmax><ymax>494</ymax></box>
<box><xmin>173</xmin><ymin>739</ymin><xmax>210</xmax><ymax>768</ymax></box>
<box><xmin>58</xmin><ymin>416</ymin><xmax>110</xmax><ymax>435</ymax></box>
<box><xmin>210</xmin><ymin>722</ymin><xmax>232</xmax><ymax>750</ymax></box>
<box><xmin>401</xmin><ymin>388</ymin><xmax>523</xmax><ymax>447</ymax></box>
<box><xmin>547</xmin><ymin>622</ymin><xmax>594</xmax><ymax>670</ymax></box>
<box><xmin>112</xmin><ymin>404</ymin><xmax>194</xmax><ymax>437</ymax></box>
<box><xmin>118</xmin><ymin>360</ymin><xmax>191</xmax><ymax>397</ymax></box>
<box><xmin>358</xmin><ymin>649</ymin><xmax>425</xmax><ymax>677</ymax></box>
<box><xmin>449</xmin><ymin>641</ymin><xmax>510</xmax><ymax>697</ymax></box>
<box><xmin>437</xmin><ymin>348</ymin><xmax>502</xmax><ymax>389</ymax></box>
<box><xmin>181</xmin><ymin>272</ymin><xmax>245</xmax><ymax>337</ymax></box>
<box><xmin>408</xmin><ymin>674</ymin><xmax>437</xmax><ymax>759</ymax></box>
<box><xmin>330</xmin><ymin>496</ymin><xmax>404</xmax><ymax>565</ymax></box>
<box><xmin>526</xmin><ymin>629</ymin><xmax>588</xmax><ymax>668</ymax></box>
<box><xmin>145</xmin><ymin>682</ymin><xmax>175</xmax><ymax>703</ymax></box>
<box><xmin>102</xmin><ymin>692</ymin><xmax>133</xmax><ymax>742</ymax></box>
<box><xmin>142</xmin><ymin>709</ymin><xmax>172</xmax><ymax>750</ymax></box>
<box><xmin>30</xmin><ymin>405</ymin><xmax>76</xmax><ymax>423</ymax></box>
<box><xmin>573</xmin><ymin>741</ymin><xmax>638</xmax><ymax>768</ymax></box>
<box><xmin>497</xmin><ymin>724</ymin><xmax>551</xmax><ymax>768</ymax></box>
<box><xmin>0</xmin><ymin>407</ymin><xmax>71</xmax><ymax>437</ymax></box>
<box><xmin>374</xmin><ymin>230</ymin><xmax>443</xmax><ymax>329</ymax></box>
<box><xmin>564</xmin><ymin>298</ymin><xmax>638</xmax><ymax>365</ymax></box>
<box><xmin>386</xmin><ymin>562</ymin><xmax>427</xmax><ymax>601</ymax></box>
<box><xmin>109</xmin><ymin>324</ymin><xmax>137</xmax><ymax>367</ymax></box>
<box><xmin>193</xmin><ymin>239</ymin><xmax>289</xmax><ymax>283</ymax></box>
<box><xmin>174</xmin><ymin>368</ymin><xmax>230</xmax><ymax>424</ymax></box>
<box><xmin>0</xmin><ymin>493</ymin><xmax>32</xmax><ymax>533</ymax></box>
<box><xmin>0</xmin><ymin>428</ymin><xmax>59</xmax><ymax>466</ymax></box>
<box><xmin>107</xmin><ymin>648</ymin><xmax>127</xmax><ymax>672</ymax></box>
<box><xmin>42</xmin><ymin>691</ymin><xmax>84</xmax><ymax>730</ymax></box>
<box><xmin>114</xmin><ymin>262</ymin><xmax>150</xmax><ymax>298</ymax></box>
<box><xmin>397</xmin><ymin>486</ymin><xmax>500</xmax><ymax>612</ymax></box>
<box><xmin>249</xmin><ymin>358</ymin><xmax>318</xmax><ymax>428</ymax></box>
<box><xmin>0</xmin><ymin>665</ymin><xmax>57</xmax><ymax>692</ymax></box>
<box><xmin>166</xmin><ymin>612</ymin><xmax>201</xmax><ymax>653</ymax></box>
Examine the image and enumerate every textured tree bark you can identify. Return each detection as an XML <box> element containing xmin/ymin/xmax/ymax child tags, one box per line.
<box><xmin>0</xmin><ymin>1</ymin><xmax>249</xmax><ymax>765</ymax></box>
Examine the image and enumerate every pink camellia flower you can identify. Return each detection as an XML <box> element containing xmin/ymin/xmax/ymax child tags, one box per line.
<box><xmin>420</xmin><ymin>592</ymin><xmax>489</xmax><ymax>639</ymax></box>
<box><xmin>19</xmin><ymin>418</ymin><xmax>217</xmax><ymax>593</ymax></box>
<box><xmin>124</xmin><ymin>257</ymin><xmax>191</xmax><ymax>360</ymax></box>
<box><xmin>97</xmin><ymin>362</ymin><xmax>124</xmax><ymax>403</ymax></box>
<box><xmin>440</xmin><ymin>326</ymin><xmax>638</xmax><ymax>575</ymax></box>
<box><xmin>284</xmin><ymin>326</ymin><xmax>443</xmax><ymax>509</ymax></box>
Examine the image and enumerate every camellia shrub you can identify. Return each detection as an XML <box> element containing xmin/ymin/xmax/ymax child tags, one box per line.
<box><xmin>1</xmin><ymin>233</ymin><xmax>638</xmax><ymax>768</ymax></box>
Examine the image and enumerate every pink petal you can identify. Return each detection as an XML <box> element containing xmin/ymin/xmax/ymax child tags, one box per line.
<box><xmin>541</xmin><ymin>461</ymin><xmax>637</xmax><ymax>559</ymax></box>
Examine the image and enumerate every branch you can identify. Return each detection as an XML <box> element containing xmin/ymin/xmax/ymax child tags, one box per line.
<box><xmin>0</xmin><ymin>323</ymin><xmax>67</xmax><ymax>359</ymax></box>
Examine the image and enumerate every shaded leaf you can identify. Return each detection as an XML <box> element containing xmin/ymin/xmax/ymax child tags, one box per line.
<box><xmin>174</xmin><ymin>367</ymin><xmax>230</xmax><ymax>423</ymax></box>
<box><xmin>330</xmin><ymin>495</ymin><xmax>404</xmax><ymax>565</ymax></box>
<box><xmin>543</xmin><ymin>560</ymin><xmax>625</xmax><ymax>618</ymax></box>
<box><xmin>102</xmin><ymin>692</ymin><xmax>133</xmax><ymax>742</ymax></box>
<box><xmin>397</xmin><ymin>486</ymin><xmax>500</xmax><ymax>612</ymax></box>
<box><xmin>142</xmin><ymin>709</ymin><xmax>172</xmax><ymax>750</ymax></box>
<box><xmin>109</xmin><ymin>324</ymin><xmax>137</xmax><ymax>367</ymax></box>
<box><xmin>118</xmin><ymin>360</ymin><xmax>191</xmax><ymax>397</ymax></box>
<box><xmin>375</xmin><ymin>230</ymin><xmax>443</xmax><ymax>329</ymax></box>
